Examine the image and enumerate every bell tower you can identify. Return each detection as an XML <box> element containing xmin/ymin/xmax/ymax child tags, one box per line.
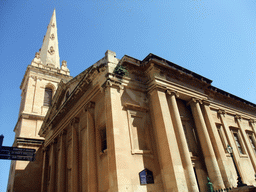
<box><xmin>7</xmin><ymin>10</ymin><xmax>72</xmax><ymax>192</ymax></box>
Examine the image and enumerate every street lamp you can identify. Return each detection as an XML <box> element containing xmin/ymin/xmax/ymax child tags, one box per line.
<box><xmin>226</xmin><ymin>145</ymin><xmax>247</xmax><ymax>187</ymax></box>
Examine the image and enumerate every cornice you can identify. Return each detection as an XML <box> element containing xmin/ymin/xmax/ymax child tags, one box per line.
<box><xmin>208</xmin><ymin>100</ymin><xmax>256</xmax><ymax>121</ymax></box>
<box><xmin>20</xmin><ymin>65</ymin><xmax>72</xmax><ymax>89</ymax></box>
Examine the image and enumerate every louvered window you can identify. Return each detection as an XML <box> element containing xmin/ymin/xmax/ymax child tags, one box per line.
<box><xmin>44</xmin><ymin>88</ymin><xmax>52</xmax><ymax>106</ymax></box>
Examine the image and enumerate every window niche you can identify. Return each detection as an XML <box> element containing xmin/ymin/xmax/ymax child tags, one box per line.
<box><xmin>247</xmin><ymin>131</ymin><xmax>256</xmax><ymax>154</ymax></box>
<box><xmin>126</xmin><ymin>107</ymin><xmax>151</xmax><ymax>155</ymax></box>
<box><xmin>216</xmin><ymin>124</ymin><xmax>228</xmax><ymax>153</ymax></box>
<box><xmin>100</xmin><ymin>126</ymin><xmax>107</xmax><ymax>153</ymax></box>
<box><xmin>230</xmin><ymin>127</ymin><xmax>247</xmax><ymax>156</ymax></box>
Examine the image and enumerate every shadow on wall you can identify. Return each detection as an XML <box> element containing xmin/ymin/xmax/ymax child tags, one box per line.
<box><xmin>13</xmin><ymin>147</ymin><xmax>43</xmax><ymax>192</ymax></box>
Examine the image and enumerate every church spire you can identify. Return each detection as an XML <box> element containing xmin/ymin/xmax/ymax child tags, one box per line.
<box><xmin>40</xmin><ymin>9</ymin><xmax>60</xmax><ymax>69</ymax></box>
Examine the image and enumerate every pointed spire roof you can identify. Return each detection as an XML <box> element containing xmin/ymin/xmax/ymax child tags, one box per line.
<box><xmin>40</xmin><ymin>9</ymin><xmax>60</xmax><ymax>68</ymax></box>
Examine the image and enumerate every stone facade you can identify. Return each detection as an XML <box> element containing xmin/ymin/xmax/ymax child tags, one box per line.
<box><xmin>8</xmin><ymin>10</ymin><xmax>256</xmax><ymax>192</ymax></box>
<box><xmin>38</xmin><ymin>50</ymin><xmax>256</xmax><ymax>192</ymax></box>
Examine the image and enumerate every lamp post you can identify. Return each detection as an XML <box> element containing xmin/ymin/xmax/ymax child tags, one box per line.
<box><xmin>226</xmin><ymin>145</ymin><xmax>247</xmax><ymax>187</ymax></box>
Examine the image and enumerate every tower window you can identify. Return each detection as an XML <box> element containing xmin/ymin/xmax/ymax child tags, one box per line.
<box><xmin>44</xmin><ymin>88</ymin><xmax>53</xmax><ymax>106</ymax></box>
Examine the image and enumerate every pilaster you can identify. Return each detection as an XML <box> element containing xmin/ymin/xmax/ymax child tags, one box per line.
<box><xmin>49</xmin><ymin>139</ymin><xmax>57</xmax><ymax>192</ymax></box>
<box><xmin>84</xmin><ymin>102</ymin><xmax>98</xmax><ymax>191</ymax></box>
<box><xmin>70</xmin><ymin>117</ymin><xmax>79</xmax><ymax>192</ymax></box>
<box><xmin>57</xmin><ymin>130</ymin><xmax>66</xmax><ymax>192</ymax></box>
<box><xmin>41</xmin><ymin>146</ymin><xmax>49</xmax><ymax>192</ymax></box>
<box><xmin>104</xmin><ymin>80</ymin><xmax>133</xmax><ymax>192</ymax></box>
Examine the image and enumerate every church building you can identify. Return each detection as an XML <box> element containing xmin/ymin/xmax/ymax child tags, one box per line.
<box><xmin>7</xmin><ymin>10</ymin><xmax>256</xmax><ymax>192</ymax></box>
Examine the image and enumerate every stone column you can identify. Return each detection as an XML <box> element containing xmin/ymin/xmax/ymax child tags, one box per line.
<box><xmin>49</xmin><ymin>141</ymin><xmax>56</xmax><ymax>192</ymax></box>
<box><xmin>71</xmin><ymin>117</ymin><xmax>79</xmax><ymax>192</ymax></box>
<box><xmin>41</xmin><ymin>147</ymin><xmax>49</xmax><ymax>192</ymax></box>
<box><xmin>57</xmin><ymin>130</ymin><xmax>66</xmax><ymax>192</ymax></box>
<box><xmin>236</xmin><ymin>116</ymin><xmax>256</xmax><ymax>171</ymax></box>
<box><xmin>149</xmin><ymin>88</ymin><xmax>188</xmax><ymax>192</ymax></box>
<box><xmin>201</xmin><ymin>102</ymin><xmax>231</xmax><ymax>188</ymax></box>
<box><xmin>166</xmin><ymin>90</ymin><xmax>199</xmax><ymax>192</ymax></box>
<box><xmin>189</xmin><ymin>98</ymin><xmax>225</xmax><ymax>189</ymax></box>
<box><xmin>219</xmin><ymin>113</ymin><xmax>247</xmax><ymax>186</ymax></box>
<box><xmin>104</xmin><ymin>80</ymin><xmax>133</xmax><ymax>192</ymax></box>
<box><xmin>85</xmin><ymin>102</ymin><xmax>98</xmax><ymax>192</ymax></box>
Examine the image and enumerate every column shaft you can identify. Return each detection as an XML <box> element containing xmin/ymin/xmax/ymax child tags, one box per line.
<box><xmin>57</xmin><ymin>133</ymin><xmax>66</xmax><ymax>192</ymax></box>
<box><xmin>189</xmin><ymin>99</ymin><xmax>225</xmax><ymax>189</ymax></box>
<box><xmin>41</xmin><ymin>149</ymin><xmax>48</xmax><ymax>192</ymax></box>
<box><xmin>49</xmin><ymin>143</ymin><xmax>56</xmax><ymax>192</ymax></box>
<box><xmin>86</xmin><ymin>104</ymin><xmax>98</xmax><ymax>191</ymax></box>
<box><xmin>167</xmin><ymin>92</ymin><xmax>199</xmax><ymax>192</ymax></box>
<box><xmin>71</xmin><ymin>122</ymin><xmax>79</xmax><ymax>192</ymax></box>
<box><xmin>150</xmin><ymin>89</ymin><xmax>188</xmax><ymax>192</ymax></box>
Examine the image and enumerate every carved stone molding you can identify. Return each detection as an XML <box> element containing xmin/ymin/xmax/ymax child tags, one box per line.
<box><xmin>84</xmin><ymin>101</ymin><xmax>95</xmax><ymax>112</ymax></box>
<box><xmin>166</xmin><ymin>90</ymin><xmax>179</xmax><ymax>98</ymax></box>
<box><xmin>124</xmin><ymin>103</ymin><xmax>149</xmax><ymax>112</ymax></box>
<box><xmin>30</xmin><ymin>75</ymin><xmax>37</xmax><ymax>81</ymax></box>
<box><xmin>187</xmin><ymin>97</ymin><xmax>203</xmax><ymax>106</ymax></box>
<box><xmin>234</xmin><ymin>114</ymin><xmax>242</xmax><ymax>121</ymax></box>
<box><xmin>249</xmin><ymin>119</ymin><xmax>255</xmax><ymax>125</ymax></box>
<box><xmin>42</xmin><ymin>146</ymin><xmax>49</xmax><ymax>152</ymax></box>
<box><xmin>50</xmin><ymin>138</ymin><xmax>57</xmax><ymax>145</ymax></box>
<box><xmin>217</xmin><ymin>109</ymin><xmax>226</xmax><ymax>116</ymax></box>
<box><xmin>202</xmin><ymin>100</ymin><xmax>210</xmax><ymax>106</ymax></box>
<box><xmin>103</xmin><ymin>80</ymin><xmax>124</xmax><ymax>90</ymax></box>
<box><xmin>48</xmin><ymin>46</ymin><xmax>55</xmax><ymax>55</ymax></box>
<box><xmin>70</xmin><ymin>117</ymin><xmax>80</xmax><ymax>126</ymax></box>
<box><xmin>50</xmin><ymin>34</ymin><xmax>55</xmax><ymax>40</ymax></box>
<box><xmin>59</xmin><ymin>130</ymin><xmax>67</xmax><ymax>137</ymax></box>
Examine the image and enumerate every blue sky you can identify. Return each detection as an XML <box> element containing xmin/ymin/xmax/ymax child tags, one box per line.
<box><xmin>0</xmin><ymin>1</ymin><xmax>256</xmax><ymax>190</ymax></box>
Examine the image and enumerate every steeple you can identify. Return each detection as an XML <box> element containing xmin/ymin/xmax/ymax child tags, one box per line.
<box><xmin>40</xmin><ymin>9</ymin><xmax>60</xmax><ymax>68</ymax></box>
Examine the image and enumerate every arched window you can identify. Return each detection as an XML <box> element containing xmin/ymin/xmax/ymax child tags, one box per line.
<box><xmin>44</xmin><ymin>87</ymin><xmax>53</xmax><ymax>106</ymax></box>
